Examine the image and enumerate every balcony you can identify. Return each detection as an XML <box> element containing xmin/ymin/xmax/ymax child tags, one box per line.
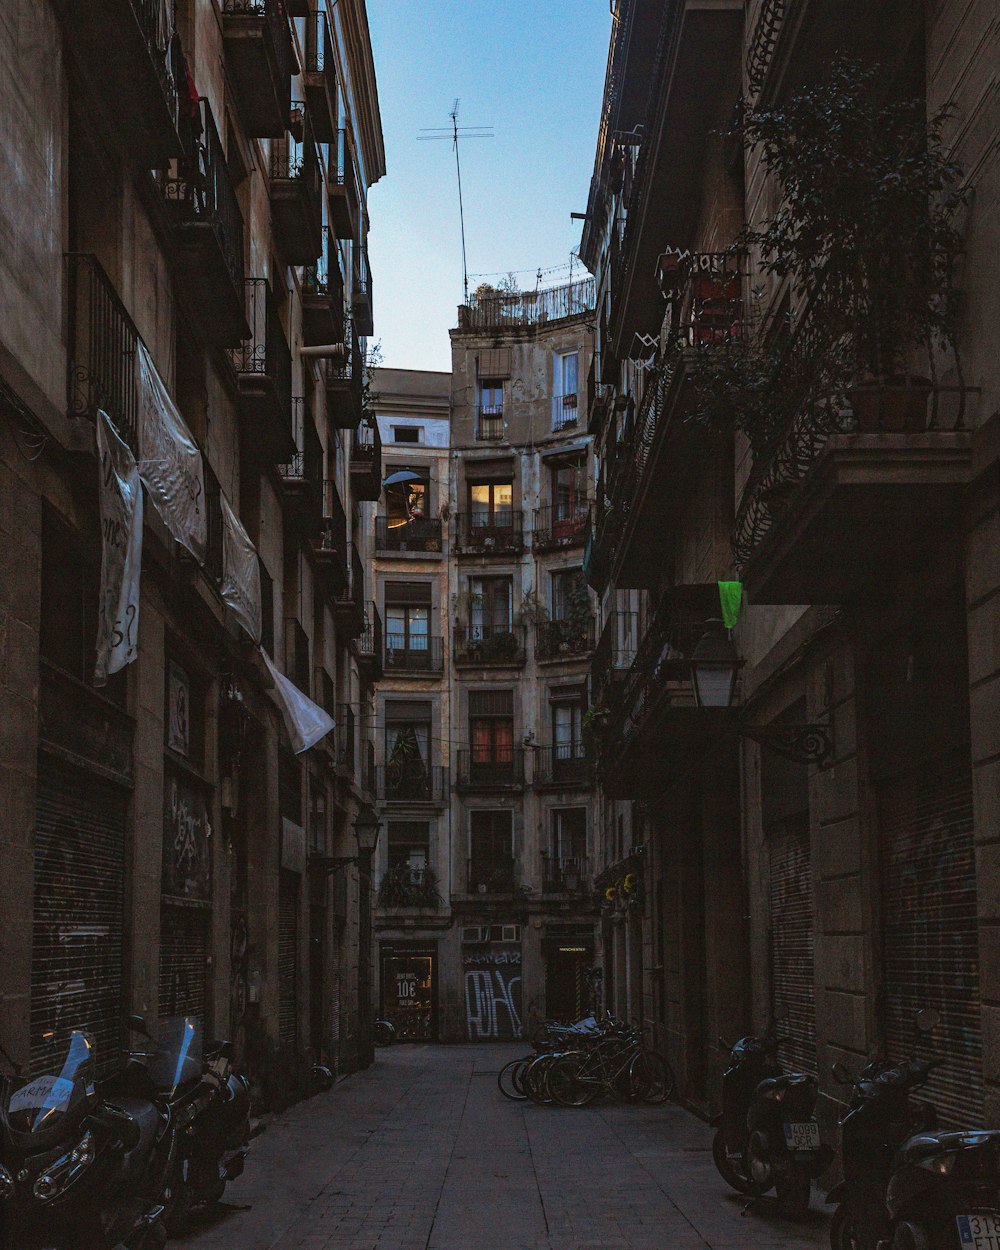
<box><xmin>221</xmin><ymin>0</ymin><xmax>295</xmax><ymax>138</ymax></box>
<box><xmin>160</xmin><ymin>98</ymin><xmax>247</xmax><ymax>347</ymax></box>
<box><xmin>350</xmin><ymin>419</ymin><xmax>382</xmax><ymax>501</ymax></box>
<box><xmin>457</xmin><ymin>278</ymin><xmax>595</xmax><ymax>332</ymax></box>
<box><xmin>593</xmin><ymin>252</ymin><xmax>742</xmax><ymax>589</ymax></box>
<box><xmin>57</xmin><ymin>0</ymin><xmax>181</xmax><ymax>163</ymax></box>
<box><xmin>456</xmin><ymin>749</ymin><xmax>525</xmax><ymax>791</ymax></box>
<box><xmin>453</xmin><ymin>626</ymin><xmax>526</xmax><ymax>669</ymax></box>
<box><xmin>353</xmin><ymin>602</ymin><xmax>383</xmax><ymax>681</ymax></box>
<box><xmin>535</xmin><ymin>616</ymin><xmax>595</xmax><ymax>663</ymax></box>
<box><xmin>270</xmin><ymin>106</ymin><xmax>323</xmax><ymax>265</ymax></box>
<box><xmin>532</xmin><ymin>502</ymin><xmax>590</xmax><ymax>553</ymax></box>
<box><xmin>352</xmin><ymin>248</ymin><xmax>374</xmax><ymax>338</ymax></box>
<box><xmin>284</xmin><ymin>617</ymin><xmax>311</xmax><ymax>693</ymax></box>
<box><xmin>375</xmin><ymin>515</ymin><xmax>443</xmax><ymax>556</ymax></box>
<box><xmin>533</xmin><ymin>746</ymin><xmax>592</xmax><ymax>790</ymax></box>
<box><xmin>377</xmin><ymin>763</ymin><xmax>449</xmax><ymax>806</ymax></box>
<box><xmin>475</xmin><ymin>406</ymin><xmax>505</xmax><ymax>442</ymax></box>
<box><xmin>302</xmin><ymin>10</ymin><xmax>337</xmax><ymax>141</ymax></box>
<box><xmin>377</xmin><ymin>863</ymin><xmax>442</xmax><ymax>911</ymax></box>
<box><xmin>384</xmin><ymin>635</ymin><xmax>444</xmax><ymax>675</ymax></box>
<box><xmin>302</xmin><ymin>227</ymin><xmax>344</xmax><ymax>346</ymax></box>
<box><xmin>229</xmin><ymin>278</ymin><xmax>295</xmax><ymax>463</ymax></box>
<box><xmin>551</xmin><ymin>394</ymin><xmax>580</xmax><ymax>433</ymax></box>
<box><xmin>329</xmin><ymin>129</ymin><xmax>360</xmax><ymax>241</ymax></box>
<box><xmin>466</xmin><ymin>856</ymin><xmax>520</xmax><ymax>896</ymax></box>
<box><xmin>279</xmin><ymin>401</ymin><xmax>324</xmax><ymax>538</ymax></box>
<box><xmin>325</xmin><ymin>324</ymin><xmax>362</xmax><ymax>429</ymax></box>
<box><xmin>65</xmin><ymin>253</ymin><xmax>141</xmax><ymax>455</ymax></box>
<box><xmin>590</xmin><ymin>610</ymin><xmax>640</xmax><ymax>711</ymax></box>
<box><xmin>314</xmin><ymin>478</ymin><xmax>348</xmax><ymax>596</ymax></box>
<box><xmin>541</xmin><ymin>854</ymin><xmax>591</xmax><ymax>895</ymax></box>
<box><xmin>455</xmin><ymin>511</ymin><xmax>524</xmax><ymax>557</ymax></box>
<box><xmin>332</xmin><ymin>542</ymin><xmax>366</xmax><ymax>638</ymax></box>
<box><xmin>598</xmin><ymin>584</ymin><xmax>729</xmax><ymax>799</ymax></box>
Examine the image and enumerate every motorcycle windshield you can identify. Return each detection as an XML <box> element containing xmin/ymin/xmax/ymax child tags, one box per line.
<box><xmin>146</xmin><ymin>1015</ymin><xmax>203</xmax><ymax>1096</ymax></box>
<box><xmin>2</xmin><ymin>1030</ymin><xmax>96</xmax><ymax>1135</ymax></box>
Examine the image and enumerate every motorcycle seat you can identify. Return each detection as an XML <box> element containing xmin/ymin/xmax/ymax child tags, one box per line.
<box><xmin>108</xmin><ymin>1096</ymin><xmax>160</xmax><ymax>1160</ymax></box>
<box><xmin>899</xmin><ymin>1129</ymin><xmax>1000</xmax><ymax>1162</ymax></box>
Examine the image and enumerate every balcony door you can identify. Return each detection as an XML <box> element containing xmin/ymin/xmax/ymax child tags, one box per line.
<box><xmin>469</xmin><ymin>481</ymin><xmax>513</xmax><ymax>532</ymax></box>
<box><xmin>552</xmin><ymin>807</ymin><xmax>587</xmax><ymax>869</ymax></box>
<box><xmin>386</xmin><ymin>603</ymin><xmax>429</xmax><ymax>657</ymax></box>
<box><xmin>552</xmin><ymin>699</ymin><xmax>583</xmax><ymax>764</ymax></box>
<box><xmin>551</xmin><ymin>459</ymin><xmax>584</xmax><ymax>528</ymax></box>
<box><xmin>470</xmin><ymin>689</ymin><xmax>514</xmax><ymax>770</ymax></box>
<box><xmin>386</xmin><ymin>466</ymin><xmax>429</xmax><ymax>531</ymax></box>
<box><xmin>469</xmin><ymin>809</ymin><xmax>514</xmax><ymax>889</ymax></box>
<box><xmin>469</xmin><ymin>576</ymin><xmax>512</xmax><ymax>639</ymax></box>
<box><xmin>385</xmin><ymin>707</ymin><xmax>430</xmax><ymax>799</ymax></box>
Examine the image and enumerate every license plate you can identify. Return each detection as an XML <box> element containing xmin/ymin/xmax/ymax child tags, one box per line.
<box><xmin>783</xmin><ymin>1121</ymin><xmax>821</xmax><ymax>1151</ymax></box>
<box><xmin>958</xmin><ymin>1214</ymin><xmax>1000</xmax><ymax>1249</ymax></box>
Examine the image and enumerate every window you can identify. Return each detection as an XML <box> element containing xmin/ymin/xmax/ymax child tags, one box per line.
<box><xmin>386</xmin><ymin>466</ymin><xmax>429</xmax><ymax>529</ymax></box>
<box><xmin>553</xmin><ymin>351</ymin><xmax>579</xmax><ymax>429</ymax></box>
<box><xmin>386</xmin><ymin>603</ymin><xmax>430</xmax><ymax>653</ymax></box>
<box><xmin>552</xmin><ymin>699</ymin><xmax>584</xmax><ymax>762</ymax></box>
<box><xmin>309</xmin><ymin>783</ymin><xmax>327</xmax><ymax>853</ymax></box>
<box><xmin>469</xmin><ymin>809</ymin><xmax>514</xmax><ymax>888</ymax></box>
<box><xmin>469</xmin><ymin>576</ymin><xmax>513</xmax><ymax>635</ymax></box>
<box><xmin>551</xmin><ymin>568</ymin><xmax>585</xmax><ymax>620</ymax></box>
<box><xmin>468</xmin><ymin>480</ymin><xmax>513</xmax><ymax>529</ymax></box>
<box><xmin>387</xmin><ymin>821</ymin><xmax>430</xmax><ymax>875</ymax></box>
<box><xmin>385</xmin><ymin>702</ymin><xmax>431</xmax><ymax>799</ymax></box>
<box><xmin>550</xmin><ymin>458</ymin><xmax>585</xmax><ymax>524</ymax></box>
<box><xmin>392</xmin><ymin>426</ymin><xmax>421</xmax><ymax>444</ymax></box>
<box><xmin>470</xmin><ymin>689</ymin><xmax>514</xmax><ymax>766</ymax></box>
<box><xmin>479</xmin><ymin>380</ymin><xmax>503</xmax><ymax>416</ymax></box>
<box><xmin>552</xmin><ymin>808</ymin><xmax>587</xmax><ymax>865</ymax></box>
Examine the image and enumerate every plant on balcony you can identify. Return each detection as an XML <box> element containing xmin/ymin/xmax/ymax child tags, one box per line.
<box><xmin>378</xmin><ymin>863</ymin><xmax>442</xmax><ymax>909</ymax></box>
<box><xmin>738</xmin><ymin>58</ymin><xmax>966</xmax><ymax>431</ymax></box>
<box><xmin>467</xmin><ymin>631</ymin><xmax>520</xmax><ymax>663</ymax></box>
<box><xmin>361</xmin><ymin>340</ymin><xmax>382</xmax><ymax>418</ymax></box>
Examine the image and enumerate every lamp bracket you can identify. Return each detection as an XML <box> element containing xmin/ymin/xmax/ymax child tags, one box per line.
<box><xmin>308</xmin><ymin>854</ymin><xmax>357</xmax><ymax>876</ymax></box>
<box><xmin>738</xmin><ymin>722</ymin><xmax>834</xmax><ymax>767</ymax></box>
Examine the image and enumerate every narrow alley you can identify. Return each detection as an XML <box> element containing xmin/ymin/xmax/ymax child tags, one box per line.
<box><xmin>175</xmin><ymin>1045</ymin><xmax>830</xmax><ymax>1250</ymax></box>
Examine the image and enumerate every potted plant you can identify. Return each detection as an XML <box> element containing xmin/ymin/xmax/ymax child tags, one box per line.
<box><xmin>738</xmin><ymin>58</ymin><xmax>966</xmax><ymax>434</ymax></box>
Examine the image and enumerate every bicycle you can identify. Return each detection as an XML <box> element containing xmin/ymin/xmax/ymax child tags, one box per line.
<box><xmin>547</xmin><ymin>1031</ymin><xmax>674</xmax><ymax>1107</ymax></box>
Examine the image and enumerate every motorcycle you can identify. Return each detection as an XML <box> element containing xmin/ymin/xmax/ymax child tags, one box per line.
<box><xmin>373</xmin><ymin>1020</ymin><xmax>396</xmax><ymax>1047</ymax></box>
<box><xmin>713</xmin><ymin>1004</ymin><xmax>833</xmax><ymax>1216</ymax></box>
<box><xmin>0</xmin><ymin>1029</ymin><xmax>169</xmax><ymax>1250</ymax></box>
<box><xmin>120</xmin><ymin>1015</ymin><xmax>250</xmax><ymax>1234</ymax></box>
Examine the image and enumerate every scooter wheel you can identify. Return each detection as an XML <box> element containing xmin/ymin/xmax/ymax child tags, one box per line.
<box><xmin>830</xmin><ymin>1200</ymin><xmax>881</xmax><ymax>1250</ymax></box>
<box><xmin>712</xmin><ymin>1125</ymin><xmax>767</xmax><ymax>1196</ymax></box>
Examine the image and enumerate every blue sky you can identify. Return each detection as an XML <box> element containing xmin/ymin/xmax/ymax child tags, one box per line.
<box><xmin>365</xmin><ymin>0</ymin><xmax>613</xmax><ymax>372</ymax></box>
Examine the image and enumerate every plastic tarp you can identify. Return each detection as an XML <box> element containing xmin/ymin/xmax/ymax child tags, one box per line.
<box><xmin>262</xmin><ymin>650</ymin><xmax>335</xmax><ymax>755</ymax></box>
<box><xmin>94</xmin><ymin>412</ymin><xmax>143</xmax><ymax>685</ymax></box>
<box><xmin>220</xmin><ymin>495</ymin><xmax>262</xmax><ymax>645</ymax></box>
<box><xmin>136</xmin><ymin>340</ymin><xmax>206</xmax><ymax>563</ymax></box>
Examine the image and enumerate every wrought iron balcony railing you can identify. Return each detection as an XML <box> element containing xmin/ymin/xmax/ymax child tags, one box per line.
<box><xmin>384</xmin><ymin>635</ymin><xmax>444</xmax><ymax>673</ymax></box>
<box><xmin>475</xmin><ymin>406</ymin><xmax>504</xmax><ymax>441</ymax></box>
<box><xmin>456</xmin><ymin>511</ymin><xmax>523</xmax><ymax>555</ymax></box>
<box><xmin>377</xmin><ymin>863</ymin><xmax>442</xmax><ymax>910</ymax></box>
<box><xmin>352</xmin><ymin>246</ymin><xmax>373</xmax><ymax>336</ymax></box>
<box><xmin>377</xmin><ymin>763</ymin><xmax>449</xmax><ymax>805</ymax></box>
<box><xmin>453</xmin><ymin>625</ymin><xmax>526</xmax><ymax>667</ymax></box>
<box><xmin>536</xmin><ymin>616</ymin><xmax>595</xmax><ymax>662</ymax></box>
<box><xmin>541</xmin><ymin>854</ymin><xmax>590</xmax><ymax>894</ymax></box>
<box><xmin>303</xmin><ymin>9</ymin><xmax>337</xmax><ymax>141</ymax></box>
<box><xmin>456</xmin><ymin>748</ymin><xmax>525</xmax><ymax>789</ymax></box>
<box><xmin>532</xmin><ymin>502</ymin><xmax>590</xmax><ymax>551</ymax></box>
<box><xmin>552</xmin><ymin>393</ymin><xmax>580</xmax><ymax>431</ymax></box>
<box><xmin>350</xmin><ymin>418</ymin><xmax>382</xmax><ymax>500</ymax></box>
<box><xmin>354</xmin><ymin>602</ymin><xmax>383</xmax><ymax>678</ymax></box>
<box><xmin>329</xmin><ymin>128</ymin><xmax>360</xmax><ymax>239</ymax></box>
<box><xmin>457</xmin><ymin>277</ymin><xmax>595</xmax><ymax>331</ymax></box>
<box><xmin>221</xmin><ymin>0</ymin><xmax>294</xmax><ymax>138</ymax></box>
<box><xmin>375</xmin><ymin>515</ymin><xmax>443</xmax><ymax>554</ymax></box>
<box><xmin>533</xmin><ymin>745</ymin><xmax>592</xmax><ymax>788</ymax></box>
<box><xmin>591</xmin><ymin>610</ymin><xmax>640</xmax><ymax>709</ymax></box>
<box><xmin>466</xmin><ymin>856</ymin><xmax>520</xmax><ymax>895</ymax></box>
<box><xmin>229</xmin><ymin>278</ymin><xmax>293</xmax><ymax>417</ymax></box>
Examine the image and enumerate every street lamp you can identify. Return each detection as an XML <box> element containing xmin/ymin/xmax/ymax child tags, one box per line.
<box><xmin>308</xmin><ymin>805</ymin><xmax>383</xmax><ymax>876</ymax></box>
<box><xmin>689</xmin><ymin>620</ymin><xmax>833</xmax><ymax>766</ymax></box>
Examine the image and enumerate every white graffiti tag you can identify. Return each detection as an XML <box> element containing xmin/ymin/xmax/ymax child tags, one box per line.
<box><xmin>464</xmin><ymin>970</ymin><xmax>523</xmax><ymax>1040</ymax></box>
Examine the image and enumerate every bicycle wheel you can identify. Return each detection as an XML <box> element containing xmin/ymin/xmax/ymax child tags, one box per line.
<box><xmin>524</xmin><ymin>1053</ymin><xmax>556</xmax><ymax>1105</ymax></box>
<box><xmin>548</xmin><ymin>1053</ymin><xmax>600</xmax><ymax>1107</ymax></box>
<box><xmin>628</xmin><ymin>1049</ymin><xmax>675</xmax><ymax>1104</ymax></box>
<box><xmin>497</xmin><ymin>1057</ymin><xmax>529</xmax><ymax>1101</ymax></box>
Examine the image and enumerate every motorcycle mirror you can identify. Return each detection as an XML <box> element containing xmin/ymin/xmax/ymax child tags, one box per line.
<box><xmin>771</xmin><ymin>1004</ymin><xmax>789</xmax><ymax>1023</ymax></box>
<box><xmin>915</xmin><ymin>1008</ymin><xmax>941</xmax><ymax>1035</ymax></box>
<box><xmin>831</xmin><ymin>1061</ymin><xmax>853</xmax><ymax>1085</ymax></box>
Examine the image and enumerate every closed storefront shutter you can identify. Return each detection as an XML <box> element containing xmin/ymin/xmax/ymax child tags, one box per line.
<box><xmin>33</xmin><ymin>758</ymin><xmax>126</xmax><ymax>1079</ymax></box>
<box><xmin>879</xmin><ymin>755</ymin><xmax>980</xmax><ymax>1127</ymax></box>
<box><xmin>769</xmin><ymin>815</ymin><xmax>817</xmax><ymax>1075</ymax></box>
<box><xmin>159</xmin><ymin>905</ymin><xmax>209</xmax><ymax>1024</ymax></box>
<box><xmin>279</xmin><ymin>871</ymin><xmax>299</xmax><ymax>1045</ymax></box>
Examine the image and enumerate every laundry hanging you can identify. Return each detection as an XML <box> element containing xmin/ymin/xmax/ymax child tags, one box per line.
<box><xmin>94</xmin><ymin>412</ymin><xmax>143</xmax><ymax>685</ymax></box>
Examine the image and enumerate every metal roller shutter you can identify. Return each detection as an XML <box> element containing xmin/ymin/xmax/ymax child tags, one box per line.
<box><xmin>769</xmin><ymin>814</ymin><xmax>817</xmax><ymax>1075</ymax></box>
<box><xmin>33</xmin><ymin>759</ymin><xmax>126</xmax><ymax>1079</ymax></box>
<box><xmin>879</xmin><ymin>756</ymin><xmax>980</xmax><ymax>1127</ymax></box>
<box><xmin>278</xmin><ymin>872</ymin><xmax>299</xmax><ymax>1045</ymax></box>
<box><xmin>159</xmin><ymin>905</ymin><xmax>209</xmax><ymax>1025</ymax></box>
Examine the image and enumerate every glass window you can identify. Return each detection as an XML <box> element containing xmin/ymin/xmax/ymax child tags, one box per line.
<box><xmin>468</xmin><ymin>481</ymin><xmax>513</xmax><ymax>526</ymax></box>
<box><xmin>479</xmin><ymin>380</ymin><xmax>503</xmax><ymax>414</ymax></box>
<box><xmin>551</xmin><ymin>568</ymin><xmax>585</xmax><ymax>620</ymax></box>
<box><xmin>551</xmin><ymin>459</ymin><xmax>585</xmax><ymax>521</ymax></box>
<box><xmin>386</xmin><ymin>604</ymin><xmax>429</xmax><ymax>651</ymax></box>
<box><xmin>469</xmin><ymin>577</ymin><xmax>512</xmax><ymax>635</ymax></box>
<box><xmin>386</xmin><ymin>468</ymin><xmax>429</xmax><ymax>529</ymax></box>
<box><xmin>552</xmin><ymin>808</ymin><xmax>587</xmax><ymax>863</ymax></box>
<box><xmin>552</xmin><ymin>702</ymin><xmax>583</xmax><ymax>759</ymax></box>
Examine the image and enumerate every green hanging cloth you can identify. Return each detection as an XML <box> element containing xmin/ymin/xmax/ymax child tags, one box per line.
<box><xmin>718</xmin><ymin>581</ymin><xmax>743</xmax><ymax>630</ymax></box>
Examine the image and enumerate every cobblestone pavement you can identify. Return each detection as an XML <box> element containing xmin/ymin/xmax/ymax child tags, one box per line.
<box><xmin>175</xmin><ymin>1043</ymin><xmax>831</xmax><ymax>1250</ymax></box>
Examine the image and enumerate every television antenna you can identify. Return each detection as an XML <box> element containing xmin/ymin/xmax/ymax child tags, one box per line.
<box><xmin>418</xmin><ymin>100</ymin><xmax>493</xmax><ymax>304</ymax></box>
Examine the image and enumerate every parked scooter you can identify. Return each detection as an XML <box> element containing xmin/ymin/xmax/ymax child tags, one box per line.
<box><xmin>120</xmin><ymin>1015</ymin><xmax>250</xmax><ymax>1233</ymax></box>
<box><xmin>374</xmin><ymin>1020</ymin><xmax>396</xmax><ymax>1047</ymax></box>
<box><xmin>713</xmin><ymin>1005</ymin><xmax>833</xmax><ymax>1216</ymax></box>
<box><xmin>0</xmin><ymin>1029</ymin><xmax>169</xmax><ymax>1249</ymax></box>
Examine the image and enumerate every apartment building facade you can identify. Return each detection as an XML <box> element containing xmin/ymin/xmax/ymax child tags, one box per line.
<box><xmin>0</xmin><ymin>0</ymin><xmax>385</xmax><ymax>1102</ymax></box>
<box><xmin>581</xmin><ymin>0</ymin><xmax>1000</xmax><ymax>1133</ymax></box>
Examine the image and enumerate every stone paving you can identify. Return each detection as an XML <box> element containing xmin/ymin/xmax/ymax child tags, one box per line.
<box><xmin>175</xmin><ymin>1043</ymin><xmax>831</xmax><ymax>1250</ymax></box>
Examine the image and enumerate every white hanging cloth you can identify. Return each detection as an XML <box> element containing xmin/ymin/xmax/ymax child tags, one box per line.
<box><xmin>220</xmin><ymin>494</ymin><xmax>262</xmax><ymax>644</ymax></box>
<box><xmin>262</xmin><ymin>650</ymin><xmax>335</xmax><ymax>755</ymax></box>
<box><xmin>94</xmin><ymin>412</ymin><xmax>143</xmax><ymax>685</ymax></box>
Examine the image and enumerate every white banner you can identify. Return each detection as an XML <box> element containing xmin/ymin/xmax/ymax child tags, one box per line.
<box><xmin>220</xmin><ymin>494</ymin><xmax>262</xmax><ymax>644</ymax></box>
<box><xmin>136</xmin><ymin>340</ymin><xmax>206</xmax><ymax>562</ymax></box>
<box><xmin>262</xmin><ymin>650</ymin><xmax>335</xmax><ymax>755</ymax></box>
<box><xmin>94</xmin><ymin>411</ymin><xmax>143</xmax><ymax>685</ymax></box>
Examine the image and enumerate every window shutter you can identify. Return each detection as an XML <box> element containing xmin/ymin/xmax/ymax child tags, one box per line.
<box><xmin>469</xmin><ymin>689</ymin><xmax>514</xmax><ymax>717</ymax></box>
<box><xmin>385</xmin><ymin>700</ymin><xmax>432</xmax><ymax>723</ymax></box>
<box><xmin>478</xmin><ymin>348</ymin><xmax>511</xmax><ymax>379</ymax></box>
<box><xmin>384</xmin><ymin>581</ymin><xmax>432</xmax><ymax>605</ymax></box>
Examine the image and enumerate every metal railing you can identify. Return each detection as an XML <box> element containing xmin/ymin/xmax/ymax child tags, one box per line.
<box><xmin>351</xmin><ymin>418</ymin><xmax>381</xmax><ymax>471</ymax></box>
<box><xmin>475</xmin><ymin>406</ymin><xmax>504</xmax><ymax>441</ymax></box>
<box><xmin>229</xmin><ymin>279</ymin><xmax>293</xmax><ymax>422</ymax></box>
<box><xmin>303</xmin><ymin>227</ymin><xmax>344</xmax><ymax>303</ymax></box>
<box><xmin>746</xmin><ymin>0</ymin><xmax>787</xmax><ymax>96</ymax></box>
<box><xmin>280</xmin><ymin>403</ymin><xmax>323</xmax><ymax>488</ymax></box>
<box><xmin>65</xmin><ymin>253</ymin><xmax>141</xmax><ymax>454</ymax></box>
<box><xmin>384</xmin><ymin>634</ymin><xmax>444</xmax><ymax>673</ymax></box>
<box><xmin>591</xmin><ymin>610</ymin><xmax>640</xmax><ymax>708</ymax></box>
<box><xmin>125</xmin><ymin>0</ymin><xmax>179</xmax><ymax>126</ymax></box>
<box><xmin>330</xmin><ymin>128</ymin><xmax>360</xmax><ymax>228</ymax></box>
<box><xmin>271</xmin><ymin>104</ymin><xmax>322</xmax><ymax>205</ymax></box>
<box><xmin>456</xmin><ymin>511</ymin><xmax>523</xmax><ymax>554</ymax></box>
<box><xmin>375</xmin><ymin>515</ymin><xmax>443</xmax><ymax>554</ymax></box>
<box><xmin>377</xmin><ymin>763</ymin><xmax>448</xmax><ymax>805</ymax></box>
<box><xmin>304</xmin><ymin>8</ymin><xmax>335</xmax><ymax>81</ymax></box>
<box><xmin>536</xmin><ymin>616</ymin><xmax>595</xmax><ymax>661</ymax></box>
<box><xmin>453</xmin><ymin>625</ymin><xmax>525</xmax><ymax>666</ymax></box>
<box><xmin>335</xmin><ymin>702</ymin><xmax>355</xmax><ymax>771</ymax></box>
<box><xmin>466</xmin><ymin>856</ymin><xmax>520</xmax><ymax>895</ymax></box>
<box><xmin>221</xmin><ymin>0</ymin><xmax>295</xmax><ymax>87</ymax></box>
<box><xmin>355</xmin><ymin>602</ymin><xmax>382</xmax><ymax>666</ymax></box>
<box><xmin>534</xmin><ymin>746</ymin><xmax>591</xmax><ymax>788</ymax></box>
<box><xmin>456</xmin><ymin>748</ymin><xmax>525</xmax><ymax>789</ymax></box>
<box><xmin>552</xmin><ymin>393</ymin><xmax>580</xmax><ymax>430</ymax></box>
<box><xmin>458</xmin><ymin>277</ymin><xmax>595</xmax><ymax>330</ymax></box>
<box><xmin>318</xmin><ymin>477</ymin><xmax>348</xmax><ymax>569</ymax></box>
<box><xmin>533</xmin><ymin>502</ymin><xmax>590</xmax><ymax>550</ymax></box>
<box><xmin>541</xmin><ymin>854</ymin><xmax>590</xmax><ymax>893</ymax></box>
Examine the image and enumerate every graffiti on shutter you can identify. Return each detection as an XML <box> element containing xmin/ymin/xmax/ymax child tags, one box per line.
<box><xmin>159</xmin><ymin>904</ymin><xmax>209</xmax><ymax>1025</ymax></box>
<box><xmin>279</xmin><ymin>872</ymin><xmax>299</xmax><ymax>1045</ymax></box>
<box><xmin>162</xmin><ymin>766</ymin><xmax>211</xmax><ymax>901</ymax></box>
<box><xmin>33</xmin><ymin>759</ymin><xmax>126</xmax><ymax>1079</ymax></box>
<box><xmin>769</xmin><ymin>815</ymin><xmax>816</xmax><ymax>1075</ymax></box>
<box><xmin>879</xmin><ymin>756</ymin><xmax>980</xmax><ymax>1127</ymax></box>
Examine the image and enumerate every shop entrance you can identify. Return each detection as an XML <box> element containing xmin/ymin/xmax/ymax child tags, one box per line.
<box><xmin>380</xmin><ymin>945</ymin><xmax>436</xmax><ymax>1040</ymax></box>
